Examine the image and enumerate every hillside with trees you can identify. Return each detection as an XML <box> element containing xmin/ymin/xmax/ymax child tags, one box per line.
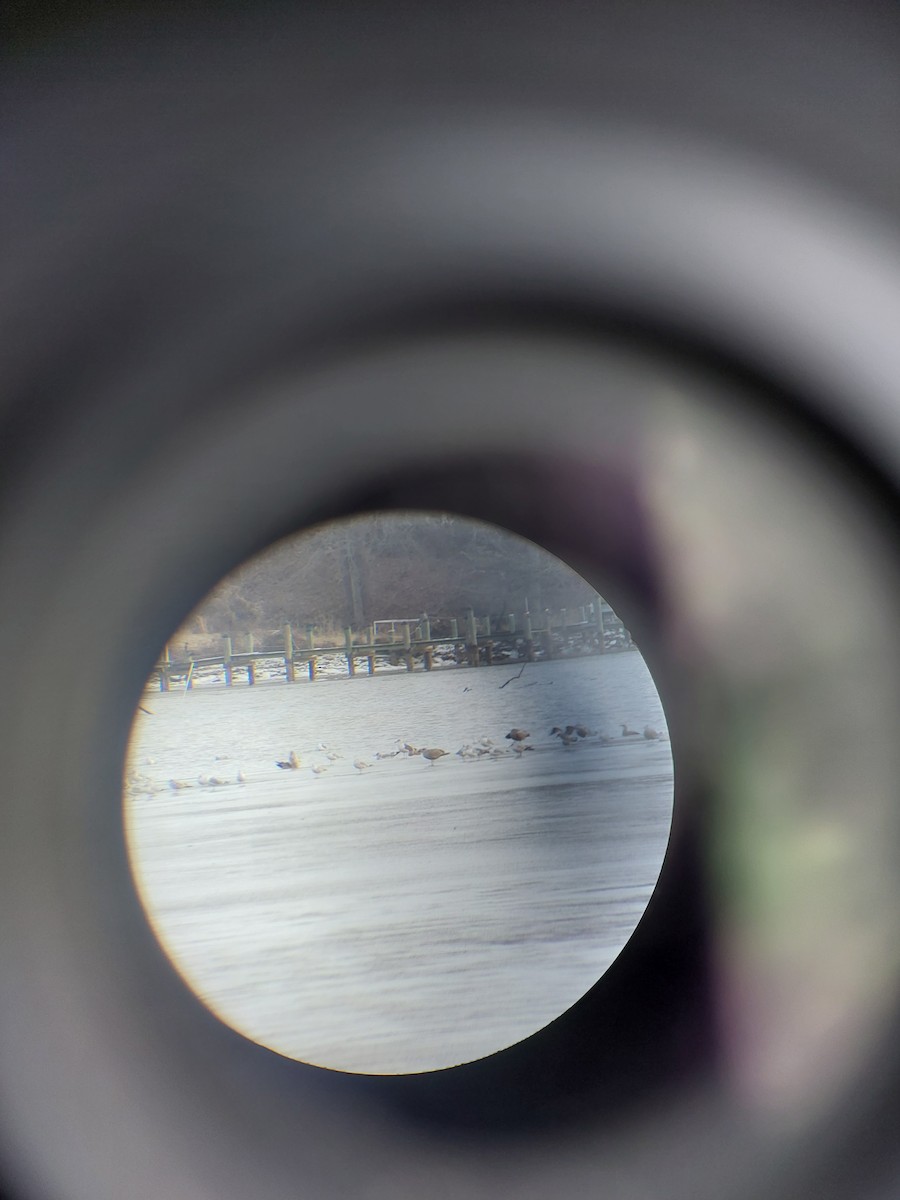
<box><xmin>182</xmin><ymin>513</ymin><xmax>598</xmax><ymax>640</ymax></box>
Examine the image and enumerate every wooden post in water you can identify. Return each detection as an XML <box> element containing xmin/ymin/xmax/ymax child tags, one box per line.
<box><xmin>448</xmin><ymin>617</ymin><xmax>460</xmax><ymax>664</ymax></box>
<box><xmin>159</xmin><ymin>644</ymin><xmax>171</xmax><ymax>692</ymax></box>
<box><xmin>246</xmin><ymin>631</ymin><xmax>255</xmax><ymax>684</ymax></box>
<box><xmin>283</xmin><ymin>624</ymin><xmax>295</xmax><ymax>682</ymax></box>
<box><xmin>465</xmin><ymin>607</ymin><xmax>479</xmax><ymax>667</ymax></box>
<box><xmin>344</xmin><ymin>627</ymin><xmax>356</xmax><ymax>677</ymax></box>
<box><xmin>420</xmin><ymin>614</ymin><xmax>433</xmax><ymax>670</ymax></box>
<box><xmin>595</xmin><ymin>596</ymin><xmax>606</xmax><ymax>653</ymax></box>
<box><xmin>484</xmin><ymin>614</ymin><xmax>492</xmax><ymax>638</ymax></box>
<box><xmin>367</xmin><ymin>654</ymin><xmax>375</xmax><ymax>675</ymax></box>
<box><xmin>223</xmin><ymin>637</ymin><xmax>233</xmax><ymax>687</ymax></box>
<box><xmin>523</xmin><ymin>611</ymin><xmax>535</xmax><ymax>662</ymax></box>
<box><xmin>308</xmin><ymin>656</ymin><xmax>318</xmax><ymax>680</ymax></box>
<box><xmin>423</xmin><ymin>614</ymin><xmax>434</xmax><ymax>670</ymax></box>
<box><xmin>508</xmin><ymin>612</ymin><xmax>516</xmax><ymax>633</ymax></box>
<box><xmin>541</xmin><ymin>611</ymin><xmax>555</xmax><ymax>659</ymax></box>
<box><xmin>402</xmin><ymin>622</ymin><xmax>414</xmax><ymax>671</ymax></box>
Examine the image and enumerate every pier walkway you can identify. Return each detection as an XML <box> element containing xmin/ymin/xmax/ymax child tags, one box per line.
<box><xmin>151</xmin><ymin>601</ymin><xmax>632</xmax><ymax>690</ymax></box>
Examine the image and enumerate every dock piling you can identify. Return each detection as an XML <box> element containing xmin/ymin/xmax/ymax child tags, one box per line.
<box><xmin>595</xmin><ymin>595</ymin><xmax>606</xmax><ymax>652</ymax></box>
<box><xmin>402</xmin><ymin>622</ymin><xmax>414</xmax><ymax>671</ymax></box>
<box><xmin>159</xmin><ymin>644</ymin><xmax>171</xmax><ymax>692</ymax></box>
<box><xmin>465</xmin><ymin>607</ymin><xmax>479</xmax><ymax>667</ymax></box>
<box><xmin>541</xmin><ymin>612</ymin><xmax>555</xmax><ymax>659</ymax></box>
<box><xmin>283</xmin><ymin>624</ymin><xmax>295</xmax><ymax>682</ymax></box>
<box><xmin>523</xmin><ymin>611</ymin><xmax>535</xmax><ymax>662</ymax></box>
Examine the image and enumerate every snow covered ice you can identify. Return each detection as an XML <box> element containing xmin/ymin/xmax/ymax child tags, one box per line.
<box><xmin>125</xmin><ymin>652</ymin><xmax>673</xmax><ymax>1074</ymax></box>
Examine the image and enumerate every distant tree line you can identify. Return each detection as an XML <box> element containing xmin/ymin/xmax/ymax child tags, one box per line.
<box><xmin>186</xmin><ymin>513</ymin><xmax>598</xmax><ymax>635</ymax></box>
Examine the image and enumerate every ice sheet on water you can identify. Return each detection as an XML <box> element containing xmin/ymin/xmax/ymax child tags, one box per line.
<box><xmin>126</xmin><ymin>653</ymin><xmax>673</xmax><ymax>1074</ymax></box>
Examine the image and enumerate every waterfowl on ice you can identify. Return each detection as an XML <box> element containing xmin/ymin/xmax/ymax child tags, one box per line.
<box><xmin>550</xmin><ymin>726</ymin><xmax>577</xmax><ymax>744</ymax></box>
<box><xmin>276</xmin><ymin>750</ymin><xmax>301</xmax><ymax>769</ymax></box>
<box><xmin>353</xmin><ymin>759</ymin><xmax>372</xmax><ymax>772</ymax></box>
<box><xmin>643</xmin><ymin>726</ymin><xmax>661</xmax><ymax>740</ymax></box>
<box><xmin>620</xmin><ymin>723</ymin><xmax>641</xmax><ymax>737</ymax></box>
<box><xmin>422</xmin><ymin>748</ymin><xmax>449</xmax><ymax>764</ymax></box>
<box><xmin>505</xmin><ymin>728</ymin><xmax>531</xmax><ymax>742</ymax></box>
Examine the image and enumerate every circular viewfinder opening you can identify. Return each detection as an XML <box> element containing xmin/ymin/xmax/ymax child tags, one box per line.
<box><xmin>124</xmin><ymin>512</ymin><xmax>674</xmax><ymax>1074</ymax></box>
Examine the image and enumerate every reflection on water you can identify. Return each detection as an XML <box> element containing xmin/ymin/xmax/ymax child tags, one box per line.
<box><xmin>126</xmin><ymin>651</ymin><xmax>673</xmax><ymax>1074</ymax></box>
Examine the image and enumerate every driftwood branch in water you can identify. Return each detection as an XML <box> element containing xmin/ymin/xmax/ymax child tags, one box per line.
<box><xmin>499</xmin><ymin>664</ymin><xmax>526</xmax><ymax>689</ymax></box>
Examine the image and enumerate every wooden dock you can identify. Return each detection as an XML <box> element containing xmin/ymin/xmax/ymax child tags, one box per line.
<box><xmin>151</xmin><ymin>601</ymin><xmax>632</xmax><ymax>690</ymax></box>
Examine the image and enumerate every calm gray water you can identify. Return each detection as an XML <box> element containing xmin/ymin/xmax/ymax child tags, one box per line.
<box><xmin>126</xmin><ymin>652</ymin><xmax>673</xmax><ymax>1074</ymax></box>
